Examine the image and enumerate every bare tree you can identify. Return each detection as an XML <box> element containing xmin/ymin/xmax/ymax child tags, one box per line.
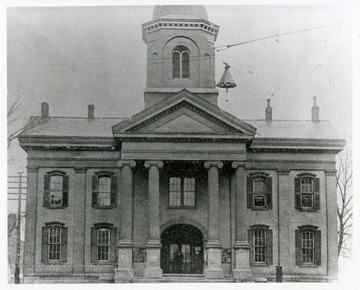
<box><xmin>337</xmin><ymin>149</ymin><xmax>353</xmax><ymax>257</ymax></box>
<box><xmin>7</xmin><ymin>94</ymin><xmax>39</xmax><ymax>147</ymax></box>
<box><xmin>8</xmin><ymin>213</ymin><xmax>17</xmax><ymax>238</ymax></box>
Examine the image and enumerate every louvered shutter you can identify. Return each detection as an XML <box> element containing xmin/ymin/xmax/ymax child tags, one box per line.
<box><xmin>266</xmin><ymin>177</ymin><xmax>272</xmax><ymax>209</ymax></box>
<box><xmin>41</xmin><ymin>226</ymin><xmax>49</xmax><ymax>262</ymax></box>
<box><xmin>92</xmin><ymin>176</ymin><xmax>99</xmax><ymax>207</ymax></box>
<box><xmin>62</xmin><ymin>175</ymin><xmax>69</xmax><ymax>207</ymax></box>
<box><xmin>43</xmin><ymin>175</ymin><xmax>50</xmax><ymax>207</ymax></box>
<box><xmin>61</xmin><ymin>227</ymin><xmax>68</xmax><ymax>262</ymax></box>
<box><xmin>266</xmin><ymin>229</ymin><xmax>273</xmax><ymax>265</ymax></box>
<box><xmin>248</xmin><ymin>229</ymin><xmax>254</xmax><ymax>266</ymax></box>
<box><xmin>110</xmin><ymin>175</ymin><xmax>118</xmax><ymax>207</ymax></box>
<box><xmin>295</xmin><ymin>230</ymin><xmax>301</xmax><ymax>265</ymax></box>
<box><xmin>313</xmin><ymin>178</ymin><xmax>320</xmax><ymax>210</ymax></box>
<box><xmin>91</xmin><ymin>227</ymin><xmax>97</xmax><ymax>263</ymax></box>
<box><xmin>294</xmin><ymin>178</ymin><xmax>301</xmax><ymax>209</ymax></box>
<box><xmin>247</xmin><ymin>177</ymin><xmax>253</xmax><ymax>209</ymax></box>
<box><xmin>314</xmin><ymin>230</ymin><xmax>321</xmax><ymax>265</ymax></box>
<box><xmin>110</xmin><ymin>227</ymin><xmax>117</xmax><ymax>263</ymax></box>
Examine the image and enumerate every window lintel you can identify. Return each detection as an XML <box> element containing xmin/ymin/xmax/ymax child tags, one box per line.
<box><xmin>95</xmin><ymin>171</ymin><xmax>114</xmax><ymax>177</ymax></box>
<box><xmin>298</xmin><ymin>225</ymin><xmax>318</xmax><ymax>231</ymax></box>
<box><xmin>44</xmin><ymin>221</ymin><xmax>65</xmax><ymax>227</ymax></box>
<box><xmin>249</xmin><ymin>172</ymin><xmax>269</xmax><ymax>178</ymax></box>
<box><xmin>94</xmin><ymin>222</ymin><xmax>114</xmax><ymax>229</ymax></box>
<box><xmin>47</xmin><ymin>170</ymin><xmax>66</xmax><ymax>176</ymax></box>
<box><xmin>250</xmin><ymin>224</ymin><xmax>270</xmax><ymax>230</ymax></box>
<box><xmin>297</xmin><ymin>173</ymin><xmax>316</xmax><ymax>178</ymax></box>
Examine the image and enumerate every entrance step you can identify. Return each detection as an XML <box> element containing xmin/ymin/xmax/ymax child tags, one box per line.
<box><xmin>133</xmin><ymin>274</ymin><xmax>234</xmax><ymax>283</ymax></box>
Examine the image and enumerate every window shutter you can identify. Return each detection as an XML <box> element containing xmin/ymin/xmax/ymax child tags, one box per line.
<box><xmin>92</xmin><ymin>176</ymin><xmax>99</xmax><ymax>207</ymax></box>
<box><xmin>62</xmin><ymin>175</ymin><xmax>69</xmax><ymax>208</ymax></box>
<box><xmin>247</xmin><ymin>177</ymin><xmax>253</xmax><ymax>209</ymax></box>
<box><xmin>43</xmin><ymin>175</ymin><xmax>50</xmax><ymax>207</ymax></box>
<box><xmin>110</xmin><ymin>227</ymin><xmax>117</xmax><ymax>263</ymax></box>
<box><xmin>266</xmin><ymin>229</ymin><xmax>273</xmax><ymax>265</ymax></box>
<box><xmin>314</xmin><ymin>178</ymin><xmax>320</xmax><ymax>210</ymax></box>
<box><xmin>314</xmin><ymin>230</ymin><xmax>321</xmax><ymax>265</ymax></box>
<box><xmin>91</xmin><ymin>227</ymin><xmax>97</xmax><ymax>263</ymax></box>
<box><xmin>248</xmin><ymin>229</ymin><xmax>254</xmax><ymax>266</ymax></box>
<box><xmin>61</xmin><ymin>227</ymin><xmax>68</xmax><ymax>262</ymax></box>
<box><xmin>110</xmin><ymin>175</ymin><xmax>118</xmax><ymax>207</ymax></box>
<box><xmin>294</xmin><ymin>178</ymin><xmax>301</xmax><ymax>209</ymax></box>
<box><xmin>295</xmin><ymin>230</ymin><xmax>301</xmax><ymax>265</ymax></box>
<box><xmin>266</xmin><ymin>177</ymin><xmax>272</xmax><ymax>209</ymax></box>
<box><xmin>41</xmin><ymin>226</ymin><xmax>49</xmax><ymax>262</ymax></box>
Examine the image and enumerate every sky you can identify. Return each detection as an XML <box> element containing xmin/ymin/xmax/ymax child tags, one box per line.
<box><xmin>2</xmin><ymin>1</ymin><xmax>360</xmax><ymax>287</ymax></box>
<box><xmin>6</xmin><ymin>4</ymin><xmax>354</xmax><ymax>178</ymax></box>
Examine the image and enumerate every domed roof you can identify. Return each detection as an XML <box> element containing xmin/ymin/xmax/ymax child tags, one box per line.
<box><xmin>153</xmin><ymin>5</ymin><xmax>208</xmax><ymax>20</ymax></box>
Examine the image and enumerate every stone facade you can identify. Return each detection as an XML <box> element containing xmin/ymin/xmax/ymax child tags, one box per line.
<box><xmin>19</xmin><ymin>5</ymin><xmax>344</xmax><ymax>283</ymax></box>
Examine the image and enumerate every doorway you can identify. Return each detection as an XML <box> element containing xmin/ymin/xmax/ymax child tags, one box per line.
<box><xmin>160</xmin><ymin>223</ymin><xmax>204</xmax><ymax>274</ymax></box>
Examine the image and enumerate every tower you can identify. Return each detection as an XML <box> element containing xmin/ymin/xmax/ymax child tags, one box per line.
<box><xmin>142</xmin><ymin>5</ymin><xmax>220</xmax><ymax>108</ymax></box>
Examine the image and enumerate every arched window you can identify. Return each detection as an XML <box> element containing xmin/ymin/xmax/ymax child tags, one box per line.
<box><xmin>247</xmin><ymin>173</ymin><xmax>272</xmax><ymax>210</ymax></box>
<box><xmin>41</xmin><ymin>222</ymin><xmax>67</xmax><ymax>263</ymax></box>
<box><xmin>173</xmin><ymin>46</ymin><xmax>190</xmax><ymax>79</ymax></box>
<box><xmin>295</xmin><ymin>225</ymin><xmax>321</xmax><ymax>266</ymax></box>
<box><xmin>248</xmin><ymin>225</ymin><xmax>273</xmax><ymax>266</ymax></box>
<box><xmin>92</xmin><ymin>172</ymin><xmax>118</xmax><ymax>208</ymax></box>
<box><xmin>91</xmin><ymin>223</ymin><xmax>117</xmax><ymax>263</ymax></box>
<box><xmin>43</xmin><ymin>171</ymin><xmax>69</xmax><ymax>208</ymax></box>
<box><xmin>294</xmin><ymin>174</ymin><xmax>320</xmax><ymax>210</ymax></box>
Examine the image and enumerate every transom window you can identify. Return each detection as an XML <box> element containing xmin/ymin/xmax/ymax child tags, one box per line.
<box><xmin>98</xmin><ymin>177</ymin><xmax>111</xmax><ymax>206</ymax></box>
<box><xmin>97</xmin><ymin>228</ymin><xmax>110</xmax><ymax>261</ymax></box>
<box><xmin>169</xmin><ymin>177</ymin><xmax>195</xmax><ymax>207</ymax></box>
<box><xmin>48</xmin><ymin>226</ymin><xmax>62</xmax><ymax>261</ymax></box>
<box><xmin>173</xmin><ymin>46</ymin><xmax>190</xmax><ymax>79</ymax></box>
<box><xmin>50</xmin><ymin>175</ymin><xmax>63</xmax><ymax>206</ymax></box>
<box><xmin>301</xmin><ymin>231</ymin><xmax>314</xmax><ymax>264</ymax></box>
<box><xmin>253</xmin><ymin>229</ymin><xmax>266</xmax><ymax>263</ymax></box>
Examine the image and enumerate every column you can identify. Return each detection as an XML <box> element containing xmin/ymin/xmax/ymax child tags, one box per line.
<box><xmin>23</xmin><ymin>167</ymin><xmax>38</xmax><ymax>280</ymax></box>
<box><xmin>144</xmin><ymin>160</ymin><xmax>163</xmax><ymax>279</ymax></box>
<box><xmin>73</xmin><ymin>168</ymin><xmax>87</xmax><ymax>274</ymax></box>
<box><xmin>278</xmin><ymin>171</ymin><xmax>290</xmax><ymax>276</ymax></box>
<box><xmin>204</xmin><ymin>161</ymin><xmax>224</xmax><ymax>279</ymax></box>
<box><xmin>326</xmin><ymin>170</ymin><xmax>338</xmax><ymax>279</ymax></box>
<box><xmin>232</xmin><ymin>161</ymin><xmax>252</xmax><ymax>281</ymax></box>
<box><xmin>115</xmin><ymin>160</ymin><xmax>136</xmax><ymax>282</ymax></box>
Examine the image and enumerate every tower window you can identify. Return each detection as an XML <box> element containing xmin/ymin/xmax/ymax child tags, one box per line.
<box><xmin>173</xmin><ymin>46</ymin><xmax>190</xmax><ymax>79</ymax></box>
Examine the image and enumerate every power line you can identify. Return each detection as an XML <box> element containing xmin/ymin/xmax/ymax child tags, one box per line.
<box><xmin>215</xmin><ymin>23</ymin><xmax>339</xmax><ymax>52</ymax></box>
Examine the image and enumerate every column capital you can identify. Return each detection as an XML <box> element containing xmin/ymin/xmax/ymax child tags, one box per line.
<box><xmin>204</xmin><ymin>161</ymin><xmax>223</xmax><ymax>169</ymax></box>
<box><xmin>325</xmin><ymin>170</ymin><xmax>337</xmax><ymax>177</ymax></box>
<box><xmin>277</xmin><ymin>170</ymin><xmax>290</xmax><ymax>176</ymax></box>
<box><xmin>232</xmin><ymin>161</ymin><xmax>246</xmax><ymax>169</ymax></box>
<box><xmin>117</xmin><ymin>160</ymin><xmax>136</xmax><ymax>168</ymax></box>
<box><xmin>144</xmin><ymin>160</ymin><xmax>163</xmax><ymax>169</ymax></box>
<box><xmin>26</xmin><ymin>166</ymin><xmax>39</xmax><ymax>173</ymax></box>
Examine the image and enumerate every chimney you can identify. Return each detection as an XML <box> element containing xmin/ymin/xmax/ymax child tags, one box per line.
<box><xmin>88</xmin><ymin>104</ymin><xmax>95</xmax><ymax>119</ymax></box>
<box><xmin>265</xmin><ymin>99</ymin><xmax>272</xmax><ymax>122</ymax></box>
<box><xmin>311</xmin><ymin>96</ymin><xmax>319</xmax><ymax>121</ymax></box>
<box><xmin>41</xmin><ymin>102</ymin><xmax>49</xmax><ymax>119</ymax></box>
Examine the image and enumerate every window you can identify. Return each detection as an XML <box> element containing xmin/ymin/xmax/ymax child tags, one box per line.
<box><xmin>295</xmin><ymin>174</ymin><xmax>320</xmax><ymax>210</ymax></box>
<box><xmin>43</xmin><ymin>172</ymin><xmax>69</xmax><ymax>208</ymax></box>
<box><xmin>295</xmin><ymin>226</ymin><xmax>321</xmax><ymax>266</ymax></box>
<box><xmin>169</xmin><ymin>177</ymin><xmax>196</xmax><ymax>207</ymax></box>
<box><xmin>91</xmin><ymin>224</ymin><xmax>117</xmax><ymax>263</ymax></box>
<box><xmin>247</xmin><ymin>173</ymin><xmax>272</xmax><ymax>210</ymax></box>
<box><xmin>173</xmin><ymin>46</ymin><xmax>190</xmax><ymax>79</ymax></box>
<box><xmin>41</xmin><ymin>222</ymin><xmax>67</xmax><ymax>263</ymax></box>
<box><xmin>248</xmin><ymin>225</ymin><xmax>273</xmax><ymax>266</ymax></box>
<box><xmin>92</xmin><ymin>173</ymin><xmax>117</xmax><ymax>208</ymax></box>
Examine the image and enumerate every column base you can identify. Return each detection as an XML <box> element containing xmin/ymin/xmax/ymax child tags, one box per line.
<box><xmin>233</xmin><ymin>269</ymin><xmax>252</xmax><ymax>282</ymax></box>
<box><xmin>114</xmin><ymin>269</ymin><xmax>134</xmax><ymax>283</ymax></box>
<box><xmin>205</xmin><ymin>246</ymin><xmax>224</xmax><ymax>279</ymax></box>
<box><xmin>144</xmin><ymin>241</ymin><xmax>162</xmax><ymax>279</ymax></box>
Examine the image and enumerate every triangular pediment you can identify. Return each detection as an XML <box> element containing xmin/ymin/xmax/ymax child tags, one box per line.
<box><xmin>112</xmin><ymin>89</ymin><xmax>256</xmax><ymax>138</ymax></box>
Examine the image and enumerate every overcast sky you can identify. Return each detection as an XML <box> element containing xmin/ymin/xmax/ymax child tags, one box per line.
<box><xmin>6</xmin><ymin>4</ymin><xmax>353</xmax><ymax>177</ymax></box>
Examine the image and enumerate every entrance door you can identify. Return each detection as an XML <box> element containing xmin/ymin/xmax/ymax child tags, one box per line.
<box><xmin>161</xmin><ymin>223</ymin><xmax>204</xmax><ymax>274</ymax></box>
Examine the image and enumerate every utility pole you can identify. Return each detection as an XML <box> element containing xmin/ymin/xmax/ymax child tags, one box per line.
<box><xmin>14</xmin><ymin>172</ymin><xmax>23</xmax><ymax>284</ymax></box>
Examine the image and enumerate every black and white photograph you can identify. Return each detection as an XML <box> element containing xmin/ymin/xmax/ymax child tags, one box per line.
<box><xmin>4</xmin><ymin>0</ymin><xmax>358</xmax><ymax>286</ymax></box>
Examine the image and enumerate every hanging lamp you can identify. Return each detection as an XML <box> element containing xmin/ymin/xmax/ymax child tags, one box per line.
<box><xmin>217</xmin><ymin>62</ymin><xmax>237</xmax><ymax>93</ymax></box>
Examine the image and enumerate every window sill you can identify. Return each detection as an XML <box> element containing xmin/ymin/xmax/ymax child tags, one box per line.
<box><xmin>92</xmin><ymin>261</ymin><xmax>115</xmax><ymax>265</ymax></box>
<box><xmin>92</xmin><ymin>206</ymin><xmax>116</xmax><ymax>209</ymax></box>
<box><xmin>296</xmin><ymin>208</ymin><xmax>319</xmax><ymax>212</ymax></box>
<box><xmin>42</xmin><ymin>261</ymin><xmax>65</xmax><ymax>265</ymax></box>
<box><xmin>298</xmin><ymin>264</ymin><xmax>319</xmax><ymax>268</ymax></box>
<box><xmin>249</xmin><ymin>207</ymin><xmax>272</xmax><ymax>211</ymax></box>
<box><xmin>46</xmin><ymin>206</ymin><xmax>67</xmax><ymax>209</ymax></box>
<box><xmin>251</xmin><ymin>263</ymin><xmax>269</xmax><ymax>267</ymax></box>
<box><xmin>168</xmin><ymin>206</ymin><xmax>197</xmax><ymax>210</ymax></box>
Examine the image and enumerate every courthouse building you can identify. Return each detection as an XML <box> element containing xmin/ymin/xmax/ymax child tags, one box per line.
<box><xmin>19</xmin><ymin>5</ymin><xmax>345</xmax><ymax>283</ymax></box>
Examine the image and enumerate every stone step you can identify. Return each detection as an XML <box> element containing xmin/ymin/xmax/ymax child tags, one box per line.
<box><xmin>133</xmin><ymin>274</ymin><xmax>235</xmax><ymax>283</ymax></box>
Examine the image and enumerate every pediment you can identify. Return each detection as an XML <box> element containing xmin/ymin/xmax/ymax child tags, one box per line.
<box><xmin>112</xmin><ymin>89</ymin><xmax>256</xmax><ymax>138</ymax></box>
